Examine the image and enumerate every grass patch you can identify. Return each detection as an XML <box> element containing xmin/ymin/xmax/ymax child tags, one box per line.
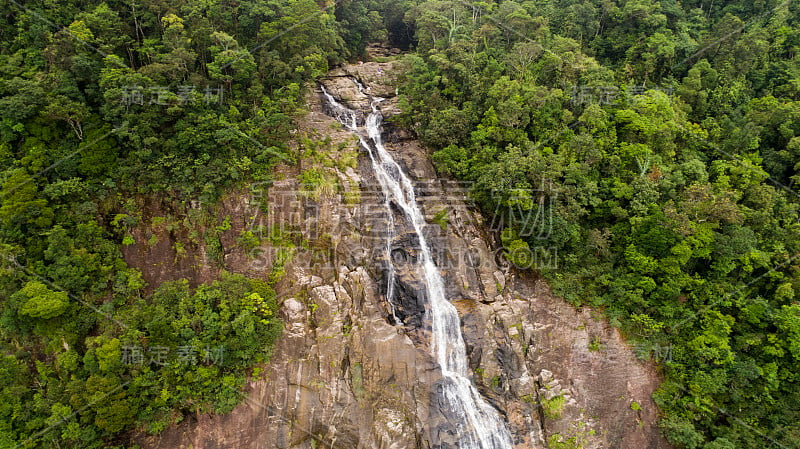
<box><xmin>542</xmin><ymin>394</ymin><xmax>566</xmax><ymax>419</ymax></box>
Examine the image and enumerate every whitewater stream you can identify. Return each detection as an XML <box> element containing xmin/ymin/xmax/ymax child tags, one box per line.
<box><xmin>320</xmin><ymin>81</ymin><xmax>514</xmax><ymax>449</ymax></box>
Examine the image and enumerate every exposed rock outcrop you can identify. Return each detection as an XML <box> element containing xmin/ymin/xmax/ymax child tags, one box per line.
<box><xmin>133</xmin><ymin>61</ymin><xmax>671</xmax><ymax>449</ymax></box>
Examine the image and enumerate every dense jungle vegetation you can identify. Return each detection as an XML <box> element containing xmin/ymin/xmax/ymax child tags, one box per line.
<box><xmin>0</xmin><ymin>0</ymin><xmax>379</xmax><ymax>446</ymax></box>
<box><xmin>1</xmin><ymin>0</ymin><xmax>799</xmax><ymax>448</ymax></box>
<box><xmin>396</xmin><ymin>1</ymin><xmax>800</xmax><ymax>448</ymax></box>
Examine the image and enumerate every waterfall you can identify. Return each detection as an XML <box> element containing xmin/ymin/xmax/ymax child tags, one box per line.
<box><xmin>320</xmin><ymin>82</ymin><xmax>514</xmax><ymax>449</ymax></box>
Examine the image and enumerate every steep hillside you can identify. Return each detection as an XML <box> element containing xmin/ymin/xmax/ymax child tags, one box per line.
<box><xmin>133</xmin><ymin>62</ymin><xmax>670</xmax><ymax>449</ymax></box>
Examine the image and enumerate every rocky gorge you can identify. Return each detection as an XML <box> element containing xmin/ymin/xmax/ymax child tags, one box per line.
<box><xmin>134</xmin><ymin>61</ymin><xmax>672</xmax><ymax>449</ymax></box>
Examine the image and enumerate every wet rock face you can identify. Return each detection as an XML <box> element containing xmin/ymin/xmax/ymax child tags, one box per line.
<box><xmin>428</xmin><ymin>379</ymin><xmax>466</xmax><ymax>448</ymax></box>
<box><xmin>389</xmin><ymin>269</ymin><xmax>427</xmax><ymax>330</ymax></box>
<box><xmin>385</xmin><ymin>232</ymin><xmax>428</xmax><ymax>330</ymax></box>
<box><xmin>134</xmin><ymin>61</ymin><xmax>671</xmax><ymax>449</ymax></box>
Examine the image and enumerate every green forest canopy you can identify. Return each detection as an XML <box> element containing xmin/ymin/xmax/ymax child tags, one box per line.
<box><xmin>0</xmin><ymin>0</ymin><xmax>381</xmax><ymax>447</ymax></box>
<box><xmin>1</xmin><ymin>0</ymin><xmax>799</xmax><ymax>448</ymax></box>
<box><xmin>397</xmin><ymin>1</ymin><xmax>800</xmax><ymax>448</ymax></box>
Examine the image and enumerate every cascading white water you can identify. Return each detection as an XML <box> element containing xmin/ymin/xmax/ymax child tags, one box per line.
<box><xmin>320</xmin><ymin>82</ymin><xmax>514</xmax><ymax>449</ymax></box>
